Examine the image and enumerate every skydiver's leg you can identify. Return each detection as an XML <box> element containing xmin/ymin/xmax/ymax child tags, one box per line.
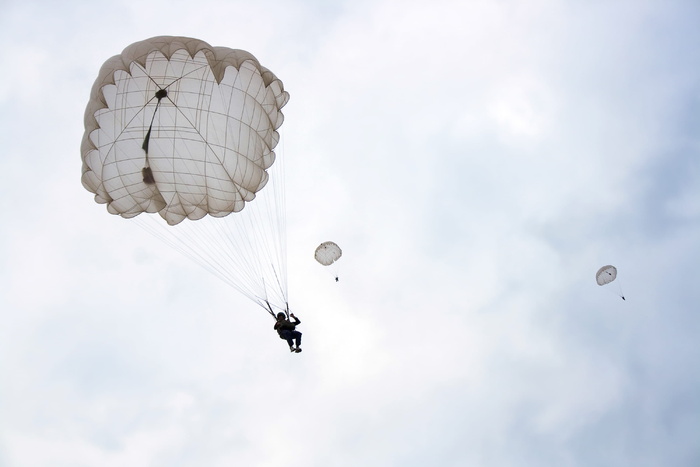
<box><xmin>280</xmin><ymin>331</ymin><xmax>294</xmax><ymax>349</ymax></box>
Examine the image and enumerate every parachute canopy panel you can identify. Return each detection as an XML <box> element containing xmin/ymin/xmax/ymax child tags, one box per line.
<box><xmin>315</xmin><ymin>241</ymin><xmax>342</xmax><ymax>266</ymax></box>
<box><xmin>596</xmin><ymin>265</ymin><xmax>617</xmax><ymax>286</ymax></box>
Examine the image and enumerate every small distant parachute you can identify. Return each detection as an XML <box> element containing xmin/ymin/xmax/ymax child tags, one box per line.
<box><xmin>315</xmin><ymin>241</ymin><xmax>342</xmax><ymax>281</ymax></box>
<box><xmin>315</xmin><ymin>241</ymin><xmax>342</xmax><ymax>266</ymax></box>
<box><xmin>596</xmin><ymin>265</ymin><xmax>625</xmax><ymax>300</ymax></box>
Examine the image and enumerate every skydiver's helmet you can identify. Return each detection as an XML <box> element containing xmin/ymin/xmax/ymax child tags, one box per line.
<box><xmin>277</xmin><ymin>312</ymin><xmax>286</xmax><ymax>320</ymax></box>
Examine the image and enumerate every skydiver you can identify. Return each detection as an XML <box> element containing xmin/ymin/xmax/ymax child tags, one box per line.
<box><xmin>274</xmin><ymin>312</ymin><xmax>302</xmax><ymax>353</ymax></box>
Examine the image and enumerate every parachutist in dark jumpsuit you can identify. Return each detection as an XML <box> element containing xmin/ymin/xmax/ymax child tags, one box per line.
<box><xmin>275</xmin><ymin>312</ymin><xmax>302</xmax><ymax>353</ymax></box>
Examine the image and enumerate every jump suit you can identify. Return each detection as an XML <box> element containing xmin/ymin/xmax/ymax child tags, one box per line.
<box><xmin>275</xmin><ymin>316</ymin><xmax>301</xmax><ymax>348</ymax></box>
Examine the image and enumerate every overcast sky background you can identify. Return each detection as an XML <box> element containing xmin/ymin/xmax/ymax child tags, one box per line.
<box><xmin>1</xmin><ymin>0</ymin><xmax>699</xmax><ymax>466</ymax></box>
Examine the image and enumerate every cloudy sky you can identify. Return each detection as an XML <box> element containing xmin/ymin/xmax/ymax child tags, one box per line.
<box><xmin>1</xmin><ymin>0</ymin><xmax>699</xmax><ymax>465</ymax></box>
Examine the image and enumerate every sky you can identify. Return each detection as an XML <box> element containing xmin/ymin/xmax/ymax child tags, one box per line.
<box><xmin>1</xmin><ymin>0</ymin><xmax>699</xmax><ymax>466</ymax></box>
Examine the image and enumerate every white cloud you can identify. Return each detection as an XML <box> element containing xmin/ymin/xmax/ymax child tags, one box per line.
<box><xmin>1</xmin><ymin>0</ymin><xmax>699</xmax><ymax>465</ymax></box>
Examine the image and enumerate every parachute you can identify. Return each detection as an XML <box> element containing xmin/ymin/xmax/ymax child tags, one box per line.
<box><xmin>315</xmin><ymin>241</ymin><xmax>342</xmax><ymax>281</ymax></box>
<box><xmin>81</xmin><ymin>36</ymin><xmax>290</xmax><ymax>317</ymax></box>
<box><xmin>595</xmin><ymin>265</ymin><xmax>625</xmax><ymax>300</ymax></box>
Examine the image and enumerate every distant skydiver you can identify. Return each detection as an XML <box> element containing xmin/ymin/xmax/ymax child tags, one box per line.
<box><xmin>595</xmin><ymin>265</ymin><xmax>625</xmax><ymax>300</ymax></box>
<box><xmin>315</xmin><ymin>241</ymin><xmax>342</xmax><ymax>282</ymax></box>
<box><xmin>274</xmin><ymin>312</ymin><xmax>302</xmax><ymax>353</ymax></box>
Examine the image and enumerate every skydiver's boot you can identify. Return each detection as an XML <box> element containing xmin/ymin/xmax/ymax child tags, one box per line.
<box><xmin>290</xmin><ymin>346</ymin><xmax>296</xmax><ymax>352</ymax></box>
<box><xmin>294</xmin><ymin>347</ymin><xmax>302</xmax><ymax>353</ymax></box>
